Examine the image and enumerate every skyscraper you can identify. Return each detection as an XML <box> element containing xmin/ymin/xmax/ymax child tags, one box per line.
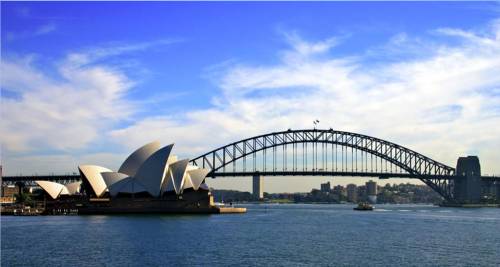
<box><xmin>253</xmin><ymin>175</ymin><xmax>263</xmax><ymax>199</ymax></box>
<box><xmin>346</xmin><ymin>184</ymin><xmax>358</xmax><ymax>203</ymax></box>
<box><xmin>366</xmin><ymin>180</ymin><xmax>377</xmax><ymax>204</ymax></box>
<box><xmin>320</xmin><ymin>182</ymin><xmax>331</xmax><ymax>193</ymax></box>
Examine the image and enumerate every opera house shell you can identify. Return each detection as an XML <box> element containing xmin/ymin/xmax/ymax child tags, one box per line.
<box><xmin>36</xmin><ymin>142</ymin><xmax>216</xmax><ymax>214</ymax></box>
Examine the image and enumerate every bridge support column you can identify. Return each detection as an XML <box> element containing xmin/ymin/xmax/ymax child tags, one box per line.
<box><xmin>253</xmin><ymin>175</ymin><xmax>263</xmax><ymax>200</ymax></box>
<box><xmin>454</xmin><ymin>156</ymin><xmax>483</xmax><ymax>204</ymax></box>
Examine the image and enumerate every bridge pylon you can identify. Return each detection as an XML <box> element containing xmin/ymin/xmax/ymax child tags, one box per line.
<box><xmin>453</xmin><ymin>156</ymin><xmax>482</xmax><ymax>203</ymax></box>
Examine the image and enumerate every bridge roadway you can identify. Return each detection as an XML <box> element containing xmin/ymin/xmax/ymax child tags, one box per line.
<box><xmin>2</xmin><ymin>172</ymin><xmax>500</xmax><ymax>185</ymax></box>
<box><xmin>1</xmin><ymin>175</ymin><xmax>82</xmax><ymax>186</ymax></box>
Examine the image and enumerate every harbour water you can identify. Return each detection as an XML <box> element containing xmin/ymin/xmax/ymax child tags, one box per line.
<box><xmin>2</xmin><ymin>204</ymin><xmax>499</xmax><ymax>266</ymax></box>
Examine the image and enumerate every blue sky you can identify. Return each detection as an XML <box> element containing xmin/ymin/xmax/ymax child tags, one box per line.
<box><xmin>2</xmin><ymin>2</ymin><xmax>500</xmax><ymax>192</ymax></box>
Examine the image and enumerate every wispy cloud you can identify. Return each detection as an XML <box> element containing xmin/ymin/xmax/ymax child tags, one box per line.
<box><xmin>0</xmin><ymin>39</ymin><xmax>179</xmax><ymax>153</ymax></box>
<box><xmin>34</xmin><ymin>22</ymin><xmax>56</xmax><ymax>35</ymax></box>
<box><xmin>16</xmin><ymin>7</ymin><xmax>31</xmax><ymax>18</ymax></box>
<box><xmin>111</xmin><ymin>19</ymin><xmax>500</xmax><ymax>179</ymax></box>
<box><xmin>283</xmin><ymin>31</ymin><xmax>341</xmax><ymax>57</ymax></box>
<box><xmin>66</xmin><ymin>39</ymin><xmax>182</xmax><ymax>66</ymax></box>
<box><xmin>1</xmin><ymin>55</ymin><xmax>134</xmax><ymax>152</ymax></box>
<box><xmin>6</xmin><ymin>22</ymin><xmax>57</xmax><ymax>41</ymax></box>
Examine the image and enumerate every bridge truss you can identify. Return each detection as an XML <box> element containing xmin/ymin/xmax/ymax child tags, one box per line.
<box><xmin>190</xmin><ymin>129</ymin><xmax>457</xmax><ymax>201</ymax></box>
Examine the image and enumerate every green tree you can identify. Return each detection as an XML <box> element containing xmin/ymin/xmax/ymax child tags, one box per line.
<box><xmin>15</xmin><ymin>192</ymin><xmax>34</xmax><ymax>206</ymax></box>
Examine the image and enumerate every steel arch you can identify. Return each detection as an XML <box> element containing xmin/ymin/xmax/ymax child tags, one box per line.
<box><xmin>190</xmin><ymin>129</ymin><xmax>456</xmax><ymax>201</ymax></box>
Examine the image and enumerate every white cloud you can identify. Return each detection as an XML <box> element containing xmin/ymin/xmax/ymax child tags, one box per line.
<box><xmin>16</xmin><ymin>7</ymin><xmax>31</xmax><ymax>18</ymax></box>
<box><xmin>65</xmin><ymin>39</ymin><xmax>181</xmax><ymax>66</ymax></box>
<box><xmin>283</xmin><ymin>31</ymin><xmax>340</xmax><ymax>57</ymax></box>
<box><xmin>1</xmin><ymin>55</ymin><xmax>134</xmax><ymax>152</ymax></box>
<box><xmin>112</xmin><ymin>19</ymin><xmax>500</xmax><ymax>192</ymax></box>
<box><xmin>34</xmin><ymin>23</ymin><xmax>56</xmax><ymax>35</ymax></box>
<box><xmin>1</xmin><ymin>40</ymin><xmax>181</xmax><ymax>154</ymax></box>
<box><xmin>6</xmin><ymin>22</ymin><xmax>57</xmax><ymax>41</ymax></box>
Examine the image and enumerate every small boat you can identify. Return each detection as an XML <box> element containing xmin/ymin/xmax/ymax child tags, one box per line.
<box><xmin>354</xmin><ymin>202</ymin><xmax>374</xmax><ymax>211</ymax></box>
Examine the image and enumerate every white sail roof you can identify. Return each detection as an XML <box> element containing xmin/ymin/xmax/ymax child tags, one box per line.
<box><xmin>78</xmin><ymin>165</ymin><xmax>112</xmax><ymax>197</ymax></box>
<box><xmin>180</xmin><ymin>165</ymin><xmax>198</xmax><ymax>190</ymax></box>
<box><xmin>65</xmin><ymin>181</ymin><xmax>82</xmax><ymax>195</ymax></box>
<box><xmin>199</xmin><ymin>183</ymin><xmax>209</xmax><ymax>191</ymax></box>
<box><xmin>60</xmin><ymin>186</ymin><xmax>70</xmax><ymax>195</ymax></box>
<box><xmin>101</xmin><ymin>172</ymin><xmax>129</xmax><ymax>188</ymax></box>
<box><xmin>108</xmin><ymin>177</ymin><xmax>148</xmax><ymax>197</ymax></box>
<box><xmin>159</xmin><ymin>155</ymin><xmax>179</xmax><ymax>194</ymax></box>
<box><xmin>134</xmin><ymin>144</ymin><xmax>174</xmax><ymax>197</ymax></box>
<box><xmin>169</xmin><ymin>159</ymin><xmax>190</xmax><ymax>195</ymax></box>
<box><xmin>161</xmin><ymin>168</ymin><xmax>175</xmax><ymax>193</ymax></box>
<box><xmin>35</xmin><ymin>181</ymin><xmax>65</xmax><ymax>199</ymax></box>
<box><xmin>187</xmin><ymin>168</ymin><xmax>210</xmax><ymax>190</ymax></box>
<box><xmin>118</xmin><ymin>141</ymin><xmax>161</xmax><ymax>177</ymax></box>
<box><xmin>107</xmin><ymin>177</ymin><xmax>129</xmax><ymax>197</ymax></box>
<box><xmin>183</xmin><ymin>175</ymin><xmax>194</xmax><ymax>190</ymax></box>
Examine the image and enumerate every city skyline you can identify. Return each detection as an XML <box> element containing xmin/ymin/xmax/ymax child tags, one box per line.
<box><xmin>2</xmin><ymin>2</ymin><xmax>500</xmax><ymax>193</ymax></box>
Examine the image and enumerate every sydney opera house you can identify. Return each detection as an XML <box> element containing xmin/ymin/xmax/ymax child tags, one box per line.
<box><xmin>35</xmin><ymin>141</ymin><xmax>219</xmax><ymax>214</ymax></box>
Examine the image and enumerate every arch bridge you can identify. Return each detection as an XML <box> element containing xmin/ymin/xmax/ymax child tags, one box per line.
<box><xmin>191</xmin><ymin>129</ymin><xmax>499</xmax><ymax>203</ymax></box>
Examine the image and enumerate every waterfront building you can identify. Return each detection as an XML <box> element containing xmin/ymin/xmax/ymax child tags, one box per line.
<box><xmin>346</xmin><ymin>184</ymin><xmax>357</xmax><ymax>203</ymax></box>
<box><xmin>366</xmin><ymin>180</ymin><xmax>377</xmax><ymax>204</ymax></box>
<box><xmin>320</xmin><ymin>182</ymin><xmax>331</xmax><ymax>193</ymax></box>
<box><xmin>253</xmin><ymin>175</ymin><xmax>263</xmax><ymax>199</ymax></box>
<box><xmin>34</xmin><ymin>141</ymin><xmax>216</xmax><ymax>214</ymax></box>
<box><xmin>332</xmin><ymin>185</ymin><xmax>344</xmax><ymax>195</ymax></box>
<box><xmin>1</xmin><ymin>185</ymin><xmax>18</xmax><ymax>204</ymax></box>
<box><xmin>332</xmin><ymin>185</ymin><xmax>345</xmax><ymax>201</ymax></box>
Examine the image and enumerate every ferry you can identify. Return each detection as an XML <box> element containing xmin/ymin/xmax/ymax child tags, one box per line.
<box><xmin>353</xmin><ymin>202</ymin><xmax>374</xmax><ymax>211</ymax></box>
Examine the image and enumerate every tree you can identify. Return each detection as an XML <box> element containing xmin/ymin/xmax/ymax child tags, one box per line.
<box><xmin>15</xmin><ymin>191</ymin><xmax>34</xmax><ymax>206</ymax></box>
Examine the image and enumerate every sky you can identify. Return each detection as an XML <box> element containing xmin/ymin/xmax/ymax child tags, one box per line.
<box><xmin>1</xmin><ymin>2</ymin><xmax>500</xmax><ymax>193</ymax></box>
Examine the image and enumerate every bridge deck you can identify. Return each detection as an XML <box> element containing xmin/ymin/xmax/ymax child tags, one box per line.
<box><xmin>207</xmin><ymin>171</ymin><xmax>451</xmax><ymax>179</ymax></box>
<box><xmin>2</xmin><ymin>173</ymin><xmax>500</xmax><ymax>184</ymax></box>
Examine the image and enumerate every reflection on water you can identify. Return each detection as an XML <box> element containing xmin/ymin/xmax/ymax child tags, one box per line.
<box><xmin>2</xmin><ymin>204</ymin><xmax>499</xmax><ymax>266</ymax></box>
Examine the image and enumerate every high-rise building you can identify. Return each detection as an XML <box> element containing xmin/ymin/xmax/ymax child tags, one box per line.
<box><xmin>253</xmin><ymin>175</ymin><xmax>263</xmax><ymax>199</ymax></box>
<box><xmin>346</xmin><ymin>184</ymin><xmax>357</xmax><ymax>203</ymax></box>
<box><xmin>332</xmin><ymin>185</ymin><xmax>344</xmax><ymax>196</ymax></box>
<box><xmin>320</xmin><ymin>182</ymin><xmax>331</xmax><ymax>193</ymax></box>
<box><xmin>332</xmin><ymin>185</ymin><xmax>345</xmax><ymax>202</ymax></box>
<box><xmin>366</xmin><ymin>180</ymin><xmax>377</xmax><ymax>204</ymax></box>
